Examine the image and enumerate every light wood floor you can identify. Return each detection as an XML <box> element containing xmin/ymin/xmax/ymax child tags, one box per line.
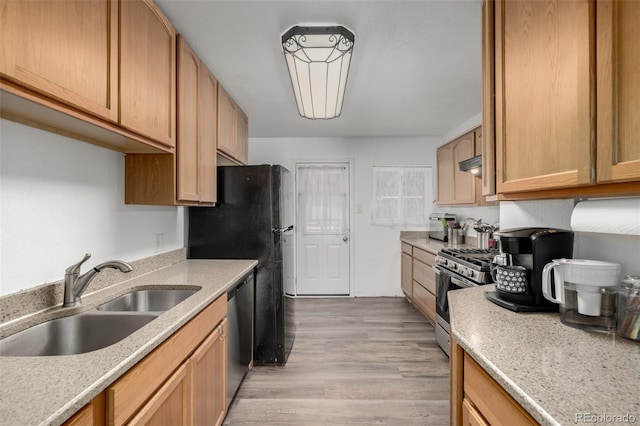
<box><xmin>224</xmin><ymin>297</ymin><xmax>450</xmax><ymax>425</ymax></box>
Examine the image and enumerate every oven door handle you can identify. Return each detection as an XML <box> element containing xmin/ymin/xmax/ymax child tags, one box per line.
<box><xmin>433</xmin><ymin>265</ymin><xmax>476</xmax><ymax>289</ymax></box>
<box><xmin>450</xmin><ymin>275</ymin><xmax>475</xmax><ymax>288</ymax></box>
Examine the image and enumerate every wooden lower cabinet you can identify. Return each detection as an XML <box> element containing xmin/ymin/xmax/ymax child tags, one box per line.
<box><xmin>89</xmin><ymin>295</ymin><xmax>228</xmax><ymax>426</ymax></box>
<box><xmin>462</xmin><ymin>399</ymin><xmax>489</xmax><ymax>426</ymax></box>
<box><xmin>127</xmin><ymin>363</ymin><xmax>190</xmax><ymax>426</ymax></box>
<box><xmin>400</xmin><ymin>243</ymin><xmax>436</xmax><ymax>324</ymax></box>
<box><xmin>412</xmin><ymin>281</ymin><xmax>436</xmax><ymax>324</ymax></box>
<box><xmin>451</xmin><ymin>337</ymin><xmax>538</xmax><ymax>426</ymax></box>
<box><xmin>191</xmin><ymin>319</ymin><xmax>227</xmax><ymax>426</ymax></box>
<box><xmin>401</xmin><ymin>252</ymin><xmax>413</xmax><ymax>300</ymax></box>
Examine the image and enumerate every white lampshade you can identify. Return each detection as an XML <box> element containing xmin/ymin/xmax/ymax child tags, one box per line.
<box><xmin>281</xmin><ymin>25</ymin><xmax>354</xmax><ymax>119</ymax></box>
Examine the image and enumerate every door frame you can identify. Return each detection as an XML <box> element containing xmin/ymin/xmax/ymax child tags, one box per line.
<box><xmin>293</xmin><ymin>158</ymin><xmax>355</xmax><ymax>297</ymax></box>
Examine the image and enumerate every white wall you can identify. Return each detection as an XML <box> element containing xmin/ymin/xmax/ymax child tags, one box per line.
<box><xmin>250</xmin><ymin>136</ymin><xmax>498</xmax><ymax>297</ymax></box>
<box><xmin>500</xmin><ymin>198</ymin><xmax>640</xmax><ymax>278</ymax></box>
<box><xmin>0</xmin><ymin>119</ymin><xmax>184</xmax><ymax>296</ymax></box>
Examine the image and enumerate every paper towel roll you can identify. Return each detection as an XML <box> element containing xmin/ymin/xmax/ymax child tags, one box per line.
<box><xmin>571</xmin><ymin>197</ymin><xmax>640</xmax><ymax>235</ymax></box>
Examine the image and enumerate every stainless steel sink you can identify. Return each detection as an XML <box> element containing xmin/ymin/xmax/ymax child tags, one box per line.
<box><xmin>0</xmin><ymin>312</ymin><xmax>157</xmax><ymax>357</ymax></box>
<box><xmin>96</xmin><ymin>289</ymin><xmax>198</xmax><ymax>312</ymax></box>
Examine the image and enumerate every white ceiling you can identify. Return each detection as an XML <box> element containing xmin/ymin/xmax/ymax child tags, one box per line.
<box><xmin>155</xmin><ymin>0</ymin><xmax>482</xmax><ymax>138</ymax></box>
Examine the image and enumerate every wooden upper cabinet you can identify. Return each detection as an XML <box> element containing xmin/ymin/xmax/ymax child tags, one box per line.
<box><xmin>176</xmin><ymin>36</ymin><xmax>200</xmax><ymax>203</ymax></box>
<box><xmin>596</xmin><ymin>0</ymin><xmax>640</xmax><ymax>184</ymax></box>
<box><xmin>199</xmin><ymin>67</ymin><xmax>218</xmax><ymax>203</ymax></box>
<box><xmin>176</xmin><ymin>35</ymin><xmax>218</xmax><ymax>204</ymax></box>
<box><xmin>495</xmin><ymin>0</ymin><xmax>594</xmax><ymax>193</ymax></box>
<box><xmin>126</xmin><ymin>35</ymin><xmax>217</xmax><ymax>206</ymax></box>
<box><xmin>437</xmin><ymin>143</ymin><xmax>455</xmax><ymax>205</ymax></box>
<box><xmin>0</xmin><ymin>0</ymin><xmax>118</xmax><ymax>122</ymax></box>
<box><xmin>437</xmin><ymin>130</ymin><xmax>478</xmax><ymax>205</ymax></box>
<box><xmin>217</xmin><ymin>85</ymin><xmax>237</xmax><ymax>159</ymax></box>
<box><xmin>452</xmin><ymin>132</ymin><xmax>476</xmax><ymax>204</ymax></box>
<box><xmin>481</xmin><ymin>0</ymin><xmax>496</xmax><ymax>197</ymax></box>
<box><xmin>120</xmin><ymin>0</ymin><xmax>176</xmax><ymax>148</ymax></box>
<box><xmin>236</xmin><ymin>108</ymin><xmax>249</xmax><ymax>165</ymax></box>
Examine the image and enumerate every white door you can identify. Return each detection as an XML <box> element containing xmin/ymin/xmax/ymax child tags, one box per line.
<box><xmin>296</xmin><ymin>163</ymin><xmax>350</xmax><ymax>295</ymax></box>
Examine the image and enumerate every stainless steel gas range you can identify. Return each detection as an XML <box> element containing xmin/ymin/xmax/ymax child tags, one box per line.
<box><xmin>433</xmin><ymin>248</ymin><xmax>497</xmax><ymax>356</ymax></box>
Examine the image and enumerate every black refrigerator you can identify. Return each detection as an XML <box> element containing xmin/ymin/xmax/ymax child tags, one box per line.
<box><xmin>188</xmin><ymin>165</ymin><xmax>296</xmax><ymax>365</ymax></box>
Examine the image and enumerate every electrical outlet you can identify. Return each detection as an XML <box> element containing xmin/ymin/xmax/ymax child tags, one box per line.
<box><xmin>155</xmin><ymin>233</ymin><xmax>166</xmax><ymax>253</ymax></box>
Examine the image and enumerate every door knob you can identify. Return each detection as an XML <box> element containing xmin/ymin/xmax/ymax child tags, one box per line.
<box><xmin>343</xmin><ymin>236</ymin><xmax>349</xmax><ymax>242</ymax></box>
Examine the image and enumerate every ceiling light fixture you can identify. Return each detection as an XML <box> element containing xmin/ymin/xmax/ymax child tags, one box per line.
<box><xmin>281</xmin><ymin>25</ymin><xmax>354</xmax><ymax>120</ymax></box>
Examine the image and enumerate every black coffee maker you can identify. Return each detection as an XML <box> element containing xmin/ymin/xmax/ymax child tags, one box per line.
<box><xmin>485</xmin><ymin>227</ymin><xmax>574</xmax><ymax>312</ymax></box>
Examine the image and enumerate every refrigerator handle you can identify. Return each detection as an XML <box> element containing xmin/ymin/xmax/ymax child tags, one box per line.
<box><xmin>272</xmin><ymin>225</ymin><xmax>294</xmax><ymax>234</ymax></box>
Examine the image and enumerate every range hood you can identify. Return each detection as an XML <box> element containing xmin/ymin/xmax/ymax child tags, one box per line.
<box><xmin>458</xmin><ymin>155</ymin><xmax>482</xmax><ymax>177</ymax></box>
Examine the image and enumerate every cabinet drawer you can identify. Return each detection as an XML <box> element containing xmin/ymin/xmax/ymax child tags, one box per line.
<box><xmin>107</xmin><ymin>295</ymin><xmax>227</xmax><ymax>426</ymax></box>
<box><xmin>462</xmin><ymin>398</ymin><xmax>489</xmax><ymax>426</ymax></box>
<box><xmin>464</xmin><ymin>353</ymin><xmax>537</xmax><ymax>425</ymax></box>
<box><xmin>413</xmin><ymin>247</ymin><xmax>436</xmax><ymax>266</ymax></box>
<box><xmin>413</xmin><ymin>259</ymin><xmax>436</xmax><ymax>295</ymax></box>
<box><xmin>401</xmin><ymin>242</ymin><xmax>413</xmax><ymax>255</ymax></box>
<box><xmin>413</xmin><ymin>280</ymin><xmax>436</xmax><ymax>324</ymax></box>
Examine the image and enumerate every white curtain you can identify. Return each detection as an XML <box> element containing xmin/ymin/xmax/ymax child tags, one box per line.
<box><xmin>371</xmin><ymin>166</ymin><xmax>432</xmax><ymax>226</ymax></box>
<box><xmin>297</xmin><ymin>165</ymin><xmax>348</xmax><ymax>235</ymax></box>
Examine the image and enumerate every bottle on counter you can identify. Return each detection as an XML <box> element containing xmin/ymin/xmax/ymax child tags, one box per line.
<box><xmin>617</xmin><ymin>275</ymin><xmax>640</xmax><ymax>341</ymax></box>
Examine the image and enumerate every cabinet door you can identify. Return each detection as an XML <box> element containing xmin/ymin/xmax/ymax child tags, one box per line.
<box><xmin>413</xmin><ymin>281</ymin><xmax>436</xmax><ymax>325</ymax></box>
<box><xmin>120</xmin><ymin>0</ymin><xmax>176</xmax><ymax>147</ymax></box>
<box><xmin>452</xmin><ymin>134</ymin><xmax>476</xmax><ymax>204</ymax></box>
<box><xmin>236</xmin><ymin>109</ymin><xmax>249</xmax><ymax>165</ymax></box>
<box><xmin>63</xmin><ymin>404</ymin><xmax>93</xmax><ymax>426</ymax></box>
<box><xmin>0</xmin><ymin>0</ymin><xmax>118</xmax><ymax>121</ymax></box>
<box><xmin>176</xmin><ymin>36</ymin><xmax>200</xmax><ymax>202</ymax></box>
<box><xmin>217</xmin><ymin>85</ymin><xmax>237</xmax><ymax>158</ymax></box>
<box><xmin>437</xmin><ymin>144</ymin><xmax>455</xmax><ymax>204</ymax></box>
<box><xmin>401</xmin><ymin>252</ymin><xmax>413</xmax><ymax>300</ymax></box>
<box><xmin>191</xmin><ymin>319</ymin><xmax>227</xmax><ymax>426</ymax></box>
<box><xmin>462</xmin><ymin>399</ymin><xmax>489</xmax><ymax>426</ymax></box>
<box><xmin>199</xmin><ymin>68</ymin><xmax>218</xmax><ymax>203</ymax></box>
<box><xmin>596</xmin><ymin>0</ymin><xmax>640</xmax><ymax>183</ymax></box>
<box><xmin>463</xmin><ymin>353</ymin><xmax>537</xmax><ymax>425</ymax></box>
<box><xmin>126</xmin><ymin>363</ymin><xmax>190</xmax><ymax>426</ymax></box>
<box><xmin>495</xmin><ymin>0</ymin><xmax>594</xmax><ymax>193</ymax></box>
<box><xmin>481</xmin><ymin>0</ymin><xmax>496</xmax><ymax>197</ymax></box>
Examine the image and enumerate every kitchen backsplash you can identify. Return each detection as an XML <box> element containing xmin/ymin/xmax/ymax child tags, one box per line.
<box><xmin>0</xmin><ymin>248</ymin><xmax>186</xmax><ymax>324</ymax></box>
<box><xmin>501</xmin><ymin>198</ymin><xmax>640</xmax><ymax>278</ymax></box>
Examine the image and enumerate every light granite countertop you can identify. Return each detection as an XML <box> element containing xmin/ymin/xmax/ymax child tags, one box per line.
<box><xmin>450</xmin><ymin>285</ymin><xmax>640</xmax><ymax>426</ymax></box>
<box><xmin>400</xmin><ymin>232</ymin><xmax>476</xmax><ymax>254</ymax></box>
<box><xmin>0</xmin><ymin>259</ymin><xmax>257</xmax><ymax>426</ymax></box>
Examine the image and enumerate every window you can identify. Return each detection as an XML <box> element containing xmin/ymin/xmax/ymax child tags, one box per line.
<box><xmin>297</xmin><ymin>164</ymin><xmax>349</xmax><ymax>235</ymax></box>
<box><xmin>371</xmin><ymin>166</ymin><xmax>432</xmax><ymax>226</ymax></box>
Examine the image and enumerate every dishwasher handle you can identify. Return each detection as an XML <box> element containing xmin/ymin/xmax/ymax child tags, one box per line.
<box><xmin>227</xmin><ymin>273</ymin><xmax>254</xmax><ymax>299</ymax></box>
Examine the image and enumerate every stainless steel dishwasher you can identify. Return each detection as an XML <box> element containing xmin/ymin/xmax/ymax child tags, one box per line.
<box><xmin>226</xmin><ymin>271</ymin><xmax>254</xmax><ymax>409</ymax></box>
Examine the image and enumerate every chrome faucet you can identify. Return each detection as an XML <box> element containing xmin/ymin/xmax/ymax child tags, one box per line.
<box><xmin>63</xmin><ymin>253</ymin><xmax>133</xmax><ymax>307</ymax></box>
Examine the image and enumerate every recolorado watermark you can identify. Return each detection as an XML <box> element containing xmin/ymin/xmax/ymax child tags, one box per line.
<box><xmin>575</xmin><ymin>413</ymin><xmax>637</xmax><ymax>424</ymax></box>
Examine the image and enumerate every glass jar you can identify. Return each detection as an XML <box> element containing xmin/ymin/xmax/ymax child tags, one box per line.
<box><xmin>617</xmin><ymin>275</ymin><xmax>640</xmax><ymax>341</ymax></box>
